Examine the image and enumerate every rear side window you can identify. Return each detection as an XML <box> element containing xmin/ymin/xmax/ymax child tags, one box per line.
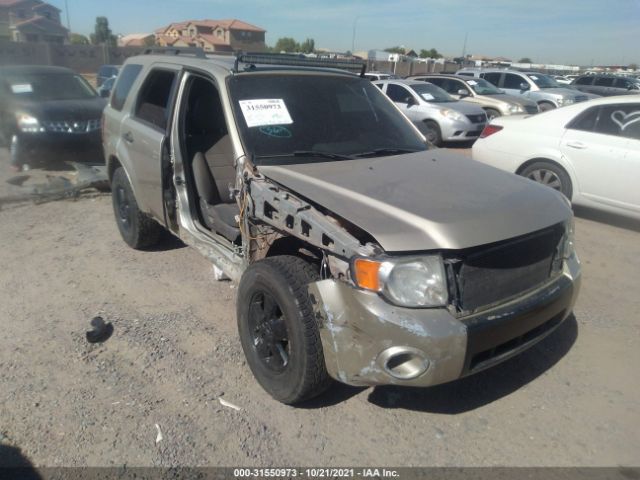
<box><xmin>481</xmin><ymin>72</ymin><xmax>501</xmax><ymax>86</ymax></box>
<box><xmin>594</xmin><ymin>77</ymin><xmax>614</xmax><ymax>87</ymax></box>
<box><xmin>574</xmin><ymin>76</ymin><xmax>593</xmax><ymax>85</ymax></box>
<box><xmin>111</xmin><ymin>64</ymin><xmax>142</xmax><ymax>111</ymax></box>
<box><xmin>503</xmin><ymin>73</ymin><xmax>524</xmax><ymax>89</ymax></box>
<box><xmin>386</xmin><ymin>84</ymin><xmax>412</xmax><ymax>102</ymax></box>
<box><xmin>135</xmin><ymin>69</ymin><xmax>178</xmax><ymax>130</ymax></box>
<box><xmin>595</xmin><ymin>104</ymin><xmax>640</xmax><ymax>140</ymax></box>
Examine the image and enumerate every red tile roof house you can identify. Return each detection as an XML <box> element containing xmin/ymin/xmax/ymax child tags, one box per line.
<box><xmin>0</xmin><ymin>0</ymin><xmax>68</xmax><ymax>43</ymax></box>
<box><xmin>154</xmin><ymin>19</ymin><xmax>266</xmax><ymax>53</ymax></box>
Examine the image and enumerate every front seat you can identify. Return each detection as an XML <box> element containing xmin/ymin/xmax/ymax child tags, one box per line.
<box><xmin>189</xmin><ymin>92</ymin><xmax>240</xmax><ymax>242</ymax></box>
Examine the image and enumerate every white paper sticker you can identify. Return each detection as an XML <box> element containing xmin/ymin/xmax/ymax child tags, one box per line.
<box><xmin>467</xmin><ymin>80</ymin><xmax>478</xmax><ymax>85</ymax></box>
<box><xmin>529</xmin><ymin>75</ymin><xmax>538</xmax><ymax>80</ymax></box>
<box><xmin>239</xmin><ymin>99</ymin><xmax>293</xmax><ymax>127</ymax></box>
<box><xmin>420</xmin><ymin>93</ymin><xmax>435</xmax><ymax>100</ymax></box>
<box><xmin>11</xmin><ymin>84</ymin><xmax>33</xmax><ymax>94</ymax></box>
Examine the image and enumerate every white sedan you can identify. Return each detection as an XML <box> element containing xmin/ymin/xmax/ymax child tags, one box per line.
<box><xmin>472</xmin><ymin>95</ymin><xmax>640</xmax><ymax>220</ymax></box>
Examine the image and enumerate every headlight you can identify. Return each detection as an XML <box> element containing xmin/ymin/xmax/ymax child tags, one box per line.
<box><xmin>352</xmin><ymin>255</ymin><xmax>448</xmax><ymax>307</ymax></box>
<box><xmin>439</xmin><ymin>108</ymin><xmax>466</xmax><ymax>122</ymax></box>
<box><xmin>563</xmin><ymin>218</ymin><xmax>575</xmax><ymax>260</ymax></box>
<box><xmin>508</xmin><ymin>104</ymin><xmax>524</xmax><ymax>113</ymax></box>
<box><xmin>16</xmin><ymin>113</ymin><xmax>43</xmax><ymax>133</ymax></box>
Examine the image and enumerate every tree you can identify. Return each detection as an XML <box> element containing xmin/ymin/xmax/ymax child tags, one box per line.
<box><xmin>419</xmin><ymin>48</ymin><xmax>442</xmax><ymax>59</ymax></box>
<box><xmin>299</xmin><ymin>38</ymin><xmax>315</xmax><ymax>54</ymax></box>
<box><xmin>90</xmin><ymin>16</ymin><xmax>116</xmax><ymax>46</ymax></box>
<box><xmin>69</xmin><ymin>33</ymin><xmax>90</xmax><ymax>45</ymax></box>
<box><xmin>273</xmin><ymin>37</ymin><xmax>298</xmax><ymax>53</ymax></box>
<box><xmin>518</xmin><ymin>57</ymin><xmax>532</xmax><ymax>63</ymax></box>
<box><xmin>384</xmin><ymin>46</ymin><xmax>405</xmax><ymax>54</ymax></box>
<box><xmin>143</xmin><ymin>35</ymin><xmax>157</xmax><ymax>47</ymax></box>
<box><xmin>629</xmin><ymin>63</ymin><xmax>638</xmax><ymax>71</ymax></box>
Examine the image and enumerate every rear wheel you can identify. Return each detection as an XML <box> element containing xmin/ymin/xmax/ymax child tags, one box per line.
<box><xmin>421</xmin><ymin>120</ymin><xmax>442</xmax><ymax>146</ymax></box>
<box><xmin>520</xmin><ymin>161</ymin><xmax>573</xmax><ymax>199</ymax></box>
<box><xmin>237</xmin><ymin>256</ymin><xmax>331</xmax><ymax>404</ymax></box>
<box><xmin>111</xmin><ymin>167</ymin><xmax>162</xmax><ymax>249</ymax></box>
<box><xmin>538</xmin><ymin>101</ymin><xmax>556</xmax><ymax>112</ymax></box>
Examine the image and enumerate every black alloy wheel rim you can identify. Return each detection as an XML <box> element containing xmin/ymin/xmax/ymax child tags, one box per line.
<box><xmin>115</xmin><ymin>186</ymin><xmax>132</xmax><ymax>231</ymax></box>
<box><xmin>248</xmin><ymin>290</ymin><xmax>290</xmax><ymax>373</ymax></box>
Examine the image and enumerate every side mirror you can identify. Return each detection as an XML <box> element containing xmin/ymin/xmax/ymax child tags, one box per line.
<box><xmin>100</xmin><ymin>89</ymin><xmax>110</xmax><ymax>98</ymax></box>
<box><xmin>406</xmin><ymin>96</ymin><xmax>417</xmax><ymax>106</ymax></box>
<box><xmin>457</xmin><ymin>88</ymin><xmax>470</xmax><ymax>97</ymax></box>
<box><xmin>628</xmin><ymin>84</ymin><xmax>637</xmax><ymax>91</ymax></box>
<box><xmin>520</xmin><ymin>82</ymin><xmax>530</xmax><ymax>91</ymax></box>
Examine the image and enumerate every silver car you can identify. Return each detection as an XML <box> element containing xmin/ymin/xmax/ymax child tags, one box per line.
<box><xmin>457</xmin><ymin>68</ymin><xmax>596</xmax><ymax>111</ymax></box>
<box><xmin>409</xmin><ymin>74</ymin><xmax>539</xmax><ymax>120</ymax></box>
<box><xmin>375</xmin><ymin>79</ymin><xmax>487</xmax><ymax>145</ymax></box>
<box><xmin>103</xmin><ymin>51</ymin><xmax>580</xmax><ymax>404</ymax></box>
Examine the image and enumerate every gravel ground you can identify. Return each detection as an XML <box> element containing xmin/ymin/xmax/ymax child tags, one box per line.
<box><xmin>0</xmin><ymin>149</ymin><xmax>638</xmax><ymax>468</ymax></box>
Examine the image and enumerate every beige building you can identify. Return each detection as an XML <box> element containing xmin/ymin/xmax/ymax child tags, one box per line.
<box><xmin>154</xmin><ymin>18</ymin><xmax>266</xmax><ymax>53</ymax></box>
<box><xmin>0</xmin><ymin>0</ymin><xmax>67</xmax><ymax>43</ymax></box>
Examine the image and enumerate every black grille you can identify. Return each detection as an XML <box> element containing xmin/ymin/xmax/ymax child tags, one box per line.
<box><xmin>451</xmin><ymin>224</ymin><xmax>564</xmax><ymax>312</ymax></box>
<box><xmin>466</xmin><ymin>114</ymin><xmax>487</xmax><ymax>124</ymax></box>
<box><xmin>574</xmin><ymin>96</ymin><xmax>588</xmax><ymax>102</ymax></box>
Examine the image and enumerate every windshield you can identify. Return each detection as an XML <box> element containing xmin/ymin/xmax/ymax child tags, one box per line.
<box><xmin>409</xmin><ymin>83</ymin><xmax>455</xmax><ymax>102</ymax></box>
<box><xmin>4</xmin><ymin>73</ymin><xmax>97</xmax><ymax>101</ymax></box>
<box><xmin>526</xmin><ymin>73</ymin><xmax>561</xmax><ymax>89</ymax></box>
<box><xmin>228</xmin><ymin>74</ymin><xmax>427</xmax><ymax>165</ymax></box>
<box><xmin>466</xmin><ymin>78</ymin><xmax>503</xmax><ymax>95</ymax></box>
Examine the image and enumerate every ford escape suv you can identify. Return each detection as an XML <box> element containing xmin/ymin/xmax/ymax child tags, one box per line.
<box><xmin>103</xmin><ymin>50</ymin><xmax>581</xmax><ymax>404</ymax></box>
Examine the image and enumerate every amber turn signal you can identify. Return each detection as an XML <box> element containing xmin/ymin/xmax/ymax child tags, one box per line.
<box><xmin>353</xmin><ymin>258</ymin><xmax>382</xmax><ymax>292</ymax></box>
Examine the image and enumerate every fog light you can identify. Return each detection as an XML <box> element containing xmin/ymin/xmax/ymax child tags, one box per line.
<box><xmin>378</xmin><ymin>347</ymin><xmax>429</xmax><ymax>380</ymax></box>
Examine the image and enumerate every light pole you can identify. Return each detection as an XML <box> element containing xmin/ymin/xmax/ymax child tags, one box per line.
<box><xmin>64</xmin><ymin>0</ymin><xmax>71</xmax><ymax>31</ymax></box>
<box><xmin>351</xmin><ymin>16</ymin><xmax>361</xmax><ymax>53</ymax></box>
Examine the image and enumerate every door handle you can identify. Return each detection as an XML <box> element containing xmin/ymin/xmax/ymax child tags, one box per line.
<box><xmin>566</xmin><ymin>141</ymin><xmax>586</xmax><ymax>149</ymax></box>
<box><xmin>122</xmin><ymin>131</ymin><xmax>134</xmax><ymax>143</ymax></box>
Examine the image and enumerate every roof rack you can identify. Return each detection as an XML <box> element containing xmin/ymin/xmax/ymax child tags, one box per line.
<box><xmin>143</xmin><ymin>47</ymin><xmax>206</xmax><ymax>58</ymax></box>
<box><xmin>234</xmin><ymin>52</ymin><xmax>367</xmax><ymax>76</ymax></box>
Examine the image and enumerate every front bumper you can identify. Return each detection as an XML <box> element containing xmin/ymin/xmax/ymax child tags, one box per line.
<box><xmin>309</xmin><ymin>254</ymin><xmax>581</xmax><ymax>387</ymax></box>
<box><xmin>18</xmin><ymin>130</ymin><xmax>102</xmax><ymax>151</ymax></box>
<box><xmin>441</xmin><ymin>118</ymin><xmax>486</xmax><ymax>141</ymax></box>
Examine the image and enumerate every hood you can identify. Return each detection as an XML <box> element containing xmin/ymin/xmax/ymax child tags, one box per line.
<box><xmin>259</xmin><ymin>150</ymin><xmax>571</xmax><ymax>253</ymax></box>
<box><xmin>11</xmin><ymin>97</ymin><xmax>107</xmax><ymax>121</ymax></box>
<box><xmin>537</xmin><ymin>87</ymin><xmax>586</xmax><ymax>99</ymax></box>
<box><xmin>432</xmin><ymin>100</ymin><xmax>485</xmax><ymax>115</ymax></box>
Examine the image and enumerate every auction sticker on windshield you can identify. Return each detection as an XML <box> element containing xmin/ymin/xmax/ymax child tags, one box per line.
<box><xmin>239</xmin><ymin>99</ymin><xmax>293</xmax><ymax>127</ymax></box>
<box><xmin>11</xmin><ymin>84</ymin><xmax>33</xmax><ymax>94</ymax></box>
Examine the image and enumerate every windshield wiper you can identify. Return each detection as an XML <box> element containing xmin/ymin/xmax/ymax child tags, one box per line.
<box><xmin>352</xmin><ymin>148</ymin><xmax>422</xmax><ymax>158</ymax></box>
<box><xmin>256</xmin><ymin>150</ymin><xmax>354</xmax><ymax>161</ymax></box>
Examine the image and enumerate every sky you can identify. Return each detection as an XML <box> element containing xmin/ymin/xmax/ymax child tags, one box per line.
<box><xmin>49</xmin><ymin>0</ymin><xmax>640</xmax><ymax>66</ymax></box>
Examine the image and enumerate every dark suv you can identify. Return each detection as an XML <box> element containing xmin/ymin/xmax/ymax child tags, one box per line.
<box><xmin>0</xmin><ymin>65</ymin><xmax>106</xmax><ymax>170</ymax></box>
<box><xmin>571</xmin><ymin>75</ymin><xmax>640</xmax><ymax>96</ymax></box>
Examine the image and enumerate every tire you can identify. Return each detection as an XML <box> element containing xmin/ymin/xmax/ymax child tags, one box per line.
<box><xmin>520</xmin><ymin>161</ymin><xmax>573</xmax><ymax>199</ymax></box>
<box><xmin>485</xmin><ymin>108</ymin><xmax>501</xmax><ymax>120</ymax></box>
<box><xmin>237</xmin><ymin>256</ymin><xmax>331</xmax><ymax>404</ymax></box>
<box><xmin>421</xmin><ymin>120</ymin><xmax>442</xmax><ymax>146</ymax></box>
<box><xmin>538</xmin><ymin>102</ymin><xmax>556</xmax><ymax>112</ymax></box>
<box><xmin>111</xmin><ymin>167</ymin><xmax>162</xmax><ymax>249</ymax></box>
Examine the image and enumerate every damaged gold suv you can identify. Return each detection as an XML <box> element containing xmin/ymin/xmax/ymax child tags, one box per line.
<box><xmin>103</xmin><ymin>49</ymin><xmax>581</xmax><ymax>404</ymax></box>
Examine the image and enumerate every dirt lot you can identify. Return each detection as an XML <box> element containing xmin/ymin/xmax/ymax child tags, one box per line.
<box><xmin>0</xmin><ymin>149</ymin><xmax>639</xmax><ymax>468</ymax></box>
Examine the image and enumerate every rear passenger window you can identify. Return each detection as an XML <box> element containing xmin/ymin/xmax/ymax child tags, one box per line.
<box><xmin>575</xmin><ymin>76</ymin><xmax>593</xmax><ymax>85</ymax></box>
<box><xmin>594</xmin><ymin>77</ymin><xmax>614</xmax><ymax>87</ymax></box>
<box><xmin>503</xmin><ymin>73</ymin><xmax>524</xmax><ymax>89</ymax></box>
<box><xmin>614</xmin><ymin>78</ymin><xmax>632</xmax><ymax>89</ymax></box>
<box><xmin>481</xmin><ymin>72</ymin><xmax>501</xmax><ymax>86</ymax></box>
<box><xmin>135</xmin><ymin>69</ymin><xmax>178</xmax><ymax>130</ymax></box>
<box><xmin>111</xmin><ymin>64</ymin><xmax>142</xmax><ymax>111</ymax></box>
<box><xmin>595</xmin><ymin>104</ymin><xmax>640</xmax><ymax>140</ymax></box>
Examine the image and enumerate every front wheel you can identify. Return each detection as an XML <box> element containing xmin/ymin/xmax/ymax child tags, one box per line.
<box><xmin>485</xmin><ymin>108</ymin><xmax>501</xmax><ymax>120</ymax></box>
<box><xmin>538</xmin><ymin>102</ymin><xmax>556</xmax><ymax>112</ymax></box>
<box><xmin>520</xmin><ymin>161</ymin><xmax>573</xmax><ymax>199</ymax></box>
<box><xmin>421</xmin><ymin>120</ymin><xmax>442</xmax><ymax>146</ymax></box>
<box><xmin>111</xmin><ymin>167</ymin><xmax>162</xmax><ymax>249</ymax></box>
<box><xmin>237</xmin><ymin>256</ymin><xmax>331</xmax><ymax>404</ymax></box>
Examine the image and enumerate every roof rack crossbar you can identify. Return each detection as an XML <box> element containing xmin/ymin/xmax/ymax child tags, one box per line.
<box><xmin>234</xmin><ymin>52</ymin><xmax>366</xmax><ymax>74</ymax></box>
<box><xmin>143</xmin><ymin>47</ymin><xmax>206</xmax><ymax>58</ymax></box>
